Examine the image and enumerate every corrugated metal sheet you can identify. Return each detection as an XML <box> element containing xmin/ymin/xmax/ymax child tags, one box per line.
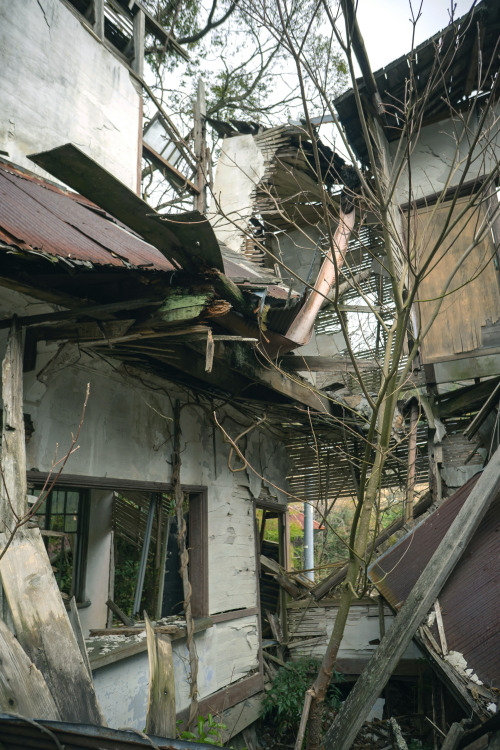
<box><xmin>0</xmin><ymin>162</ymin><xmax>175</xmax><ymax>271</ymax></box>
<box><xmin>369</xmin><ymin>473</ymin><xmax>500</xmax><ymax>688</ymax></box>
<box><xmin>0</xmin><ymin>161</ymin><xmax>283</xmax><ymax>287</ymax></box>
<box><xmin>0</xmin><ymin>713</ymin><xmax>214</xmax><ymax>750</ymax></box>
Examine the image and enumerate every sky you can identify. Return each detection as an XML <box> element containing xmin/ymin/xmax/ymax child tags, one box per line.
<box><xmin>354</xmin><ymin>0</ymin><xmax>476</xmax><ymax>73</ymax></box>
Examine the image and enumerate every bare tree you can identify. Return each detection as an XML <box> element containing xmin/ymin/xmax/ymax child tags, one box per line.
<box><xmin>207</xmin><ymin>1</ymin><xmax>499</xmax><ymax>746</ymax></box>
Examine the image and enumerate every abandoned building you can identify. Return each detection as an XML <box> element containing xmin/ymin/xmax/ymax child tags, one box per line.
<box><xmin>0</xmin><ymin>0</ymin><xmax>499</xmax><ymax>749</ymax></box>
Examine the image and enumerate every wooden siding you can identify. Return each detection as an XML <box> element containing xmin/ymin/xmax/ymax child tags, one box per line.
<box><xmin>413</xmin><ymin>197</ymin><xmax>500</xmax><ymax>364</ymax></box>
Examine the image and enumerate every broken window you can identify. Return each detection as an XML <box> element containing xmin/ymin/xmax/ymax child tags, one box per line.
<box><xmin>32</xmin><ymin>486</ymin><xmax>90</xmax><ymax>604</ymax></box>
<box><xmin>112</xmin><ymin>489</ymin><xmax>208</xmax><ymax>620</ymax></box>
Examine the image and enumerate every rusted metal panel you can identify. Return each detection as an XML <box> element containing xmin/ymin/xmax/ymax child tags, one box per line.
<box><xmin>369</xmin><ymin>473</ymin><xmax>500</xmax><ymax>687</ymax></box>
<box><xmin>0</xmin><ymin>712</ymin><xmax>214</xmax><ymax>750</ymax></box>
<box><xmin>0</xmin><ymin>162</ymin><xmax>174</xmax><ymax>271</ymax></box>
<box><xmin>0</xmin><ymin>161</ymin><xmax>281</xmax><ymax>289</ymax></box>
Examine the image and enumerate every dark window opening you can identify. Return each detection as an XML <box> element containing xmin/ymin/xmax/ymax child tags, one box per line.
<box><xmin>32</xmin><ymin>487</ymin><xmax>90</xmax><ymax>603</ymax></box>
<box><xmin>112</xmin><ymin>490</ymin><xmax>207</xmax><ymax>621</ymax></box>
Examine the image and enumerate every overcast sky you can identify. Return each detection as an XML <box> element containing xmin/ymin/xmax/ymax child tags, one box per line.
<box><xmin>354</xmin><ymin>0</ymin><xmax>476</xmax><ymax>73</ymax></box>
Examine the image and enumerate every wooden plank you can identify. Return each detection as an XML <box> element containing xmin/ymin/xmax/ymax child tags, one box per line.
<box><xmin>176</xmin><ymin>672</ymin><xmax>264</xmax><ymax>725</ymax></box>
<box><xmin>0</xmin><ymin>616</ymin><xmax>60</xmax><ymax>719</ymax></box>
<box><xmin>324</xmin><ymin>445</ymin><xmax>500</xmax><ymax>750</ymax></box>
<box><xmin>106</xmin><ymin>598</ymin><xmax>135</xmax><ymax>627</ymax></box>
<box><xmin>281</xmin><ymin>355</ymin><xmax>378</xmax><ymax>373</ymax></box>
<box><xmin>440</xmin><ymin>722</ymin><xmax>464</xmax><ymax>750</ymax></box>
<box><xmin>0</xmin><ymin>528</ymin><xmax>106</xmax><ymax>725</ymax></box>
<box><xmin>413</xmin><ymin>198</ymin><xmax>500</xmax><ymax>364</ymax></box>
<box><xmin>434</xmin><ymin>600</ymin><xmax>448</xmax><ymax>656</ymax></box>
<box><xmin>464</xmin><ymin>380</ymin><xmax>500</xmax><ymax>439</ymax></box>
<box><xmin>89</xmin><ymin>616</ymin><xmax>214</xmax><ymax>639</ymax></box>
<box><xmin>193</xmin><ymin>79</ymin><xmax>207</xmax><ymax>213</ymax></box>
<box><xmin>94</xmin><ymin>0</ymin><xmax>105</xmax><ymax>38</ymax></box>
<box><xmin>1</xmin><ymin>320</ymin><xmax>27</xmax><ymax>526</ymax></box>
<box><xmin>68</xmin><ymin>597</ymin><xmax>93</xmax><ymax>678</ymax></box>
<box><xmin>29</xmin><ymin>144</ymin><xmax>224</xmax><ymax>273</ymax></box>
<box><xmin>145</xmin><ymin>612</ymin><xmax>176</xmax><ymax>738</ymax></box>
<box><xmin>89</xmin><ymin>638</ymin><xmax>148</xmax><ymax>671</ymax></box>
<box><xmin>210</xmin><ymin>607</ymin><xmax>259</xmax><ymax>624</ymax></box>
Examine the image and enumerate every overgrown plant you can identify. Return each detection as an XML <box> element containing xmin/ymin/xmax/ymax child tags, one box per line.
<box><xmin>262</xmin><ymin>658</ymin><xmax>342</xmax><ymax>737</ymax></box>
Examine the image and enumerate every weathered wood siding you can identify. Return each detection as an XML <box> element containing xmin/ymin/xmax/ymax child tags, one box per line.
<box><xmin>208</xmin><ymin>480</ymin><xmax>257</xmax><ymax>614</ymax></box>
<box><xmin>413</xmin><ymin>197</ymin><xmax>500</xmax><ymax>364</ymax></box>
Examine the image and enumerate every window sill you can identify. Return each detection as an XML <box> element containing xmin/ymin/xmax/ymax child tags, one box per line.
<box><xmin>87</xmin><ymin>616</ymin><xmax>213</xmax><ymax>671</ymax></box>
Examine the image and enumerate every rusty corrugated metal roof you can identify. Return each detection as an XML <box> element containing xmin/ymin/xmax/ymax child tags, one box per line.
<box><xmin>369</xmin><ymin>473</ymin><xmax>500</xmax><ymax>688</ymax></box>
<box><xmin>0</xmin><ymin>161</ymin><xmax>175</xmax><ymax>271</ymax></box>
<box><xmin>0</xmin><ymin>160</ymin><xmax>283</xmax><ymax>287</ymax></box>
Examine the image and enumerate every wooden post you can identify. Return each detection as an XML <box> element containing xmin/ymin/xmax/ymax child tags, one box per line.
<box><xmin>1</xmin><ymin>319</ymin><xmax>27</xmax><ymax>530</ymax></box>
<box><xmin>132</xmin><ymin>8</ymin><xmax>145</xmax><ymax>78</ymax></box>
<box><xmin>94</xmin><ymin>0</ymin><xmax>105</xmax><ymax>39</ymax></box>
<box><xmin>145</xmin><ymin>611</ymin><xmax>176</xmax><ymax>738</ymax></box>
<box><xmin>322</xmin><ymin>445</ymin><xmax>500</xmax><ymax>750</ymax></box>
<box><xmin>193</xmin><ymin>78</ymin><xmax>207</xmax><ymax>213</ymax></box>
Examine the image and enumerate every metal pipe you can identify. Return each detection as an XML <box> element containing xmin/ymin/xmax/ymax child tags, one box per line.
<box><xmin>303</xmin><ymin>501</ymin><xmax>315</xmax><ymax>582</ymax></box>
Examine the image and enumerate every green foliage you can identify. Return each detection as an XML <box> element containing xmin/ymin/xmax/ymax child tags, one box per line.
<box><xmin>177</xmin><ymin>714</ymin><xmax>226</xmax><ymax>746</ymax></box>
<box><xmin>261</xmin><ymin>658</ymin><xmax>342</xmax><ymax>735</ymax></box>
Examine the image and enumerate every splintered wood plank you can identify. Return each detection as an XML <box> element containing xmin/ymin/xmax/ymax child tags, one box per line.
<box><xmin>324</xmin><ymin>444</ymin><xmax>500</xmax><ymax>750</ymax></box>
<box><xmin>145</xmin><ymin>612</ymin><xmax>176</xmax><ymax>738</ymax></box>
<box><xmin>1</xmin><ymin>320</ymin><xmax>27</xmax><ymax>527</ymax></box>
<box><xmin>0</xmin><ymin>616</ymin><xmax>60</xmax><ymax>720</ymax></box>
<box><xmin>0</xmin><ymin>529</ymin><xmax>106</xmax><ymax>725</ymax></box>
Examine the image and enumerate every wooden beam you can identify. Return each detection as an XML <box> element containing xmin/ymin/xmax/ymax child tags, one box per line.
<box><xmin>132</xmin><ymin>8</ymin><xmax>145</xmax><ymax>77</ymax></box>
<box><xmin>0</xmin><ymin>616</ymin><xmax>60</xmax><ymax>719</ymax></box>
<box><xmin>323</xmin><ymin>445</ymin><xmax>500</xmax><ymax>750</ymax></box>
<box><xmin>280</xmin><ymin>355</ymin><xmax>378</xmax><ymax>373</ymax></box>
<box><xmin>0</xmin><ymin>528</ymin><xmax>106</xmax><ymax>725</ymax></box>
<box><xmin>193</xmin><ymin>78</ymin><xmax>207</xmax><ymax>213</ymax></box>
<box><xmin>1</xmin><ymin>320</ymin><xmax>27</xmax><ymax>527</ymax></box>
<box><xmin>143</xmin><ymin>142</ymin><xmax>200</xmax><ymax>195</ymax></box>
<box><xmin>94</xmin><ymin>0</ymin><xmax>105</xmax><ymax>39</ymax></box>
<box><xmin>464</xmin><ymin>380</ymin><xmax>500</xmax><ymax>439</ymax></box>
<box><xmin>145</xmin><ymin>612</ymin><xmax>176</xmax><ymax>738</ymax></box>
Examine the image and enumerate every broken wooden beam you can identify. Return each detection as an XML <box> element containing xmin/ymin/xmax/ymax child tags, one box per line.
<box><xmin>322</xmin><ymin>445</ymin><xmax>500</xmax><ymax>750</ymax></box>
<box><xmin>89</xmin><ymin>616</ymin><xmax>213</xmax><ymax>639</ymax></box>
<box><xmin>0</xmin><ymin>616</ymin><xmax>60</xmax><ymax>720</ymax></box>
<box><xmin>106</xmin><ymin>599</ymin><xmax>135</xmax><ymax>627</ymax></box>
<box><xmin>145</xmin><ymin>612</ymin><xmax>176</xmax><ymax>738</ymax></box>
<box><xmin>0</xmin><ymin>529</ymin><xmax>106</xmax><ymax>725</ymax></box>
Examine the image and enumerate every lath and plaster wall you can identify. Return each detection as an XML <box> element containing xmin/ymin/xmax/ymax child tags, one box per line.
<box><xmin>0</xmin><ymin>0</ymin><xmax>141</xmax><ymax>190</ymax></box>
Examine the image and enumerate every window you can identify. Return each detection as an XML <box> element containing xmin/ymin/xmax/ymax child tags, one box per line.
<box><xmin>32</xmin><ymin>487</ymin><xmax>90</xmax><ymax>603</ymax></box>
<box><xmin>112</xmin><ymin>489</ymin><xmax>208</xmax><ymax>620</ymax></box>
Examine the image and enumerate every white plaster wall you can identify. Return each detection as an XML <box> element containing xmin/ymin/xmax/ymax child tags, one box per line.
<box><xmin>391</xmin><ymin>106</ymin><xmax>500</xmax><ymax>204</ymax></box>
<box><xmin>208</xmin><ymin>135</ymin><xmax>266</xmax><ymax>252</ymax></box>
<box><xmin>93</xmin><ymin>616</ymin><xmax>260</xmax><ymax>730</ymax></box>
<box><xmin>0</xmin><ymin>0</ymin><xmax>141</xmax><ymax>190</ymax></box>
